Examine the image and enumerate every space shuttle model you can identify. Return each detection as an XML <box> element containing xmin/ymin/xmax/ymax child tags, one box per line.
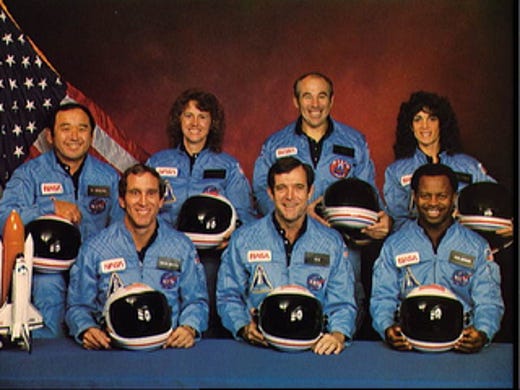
<box><xmin>0</xmin><ymin>209</ymin><xmax>43</xmax><ymax>352</ymax></box>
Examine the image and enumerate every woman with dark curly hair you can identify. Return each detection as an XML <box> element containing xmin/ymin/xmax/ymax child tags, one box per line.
<box><xmin>383</xmin><ymin>91</ymin><xmax>498</xmax><ymax>231</ymax></box>
<box><xmin>146</xmin><ymin>88</ymin><xmax>257</xmax><ymax>228</ymax></box>
<box><xmin>146</xmin><ymin>89</ymin><xmax>257</xmax><ymax>339</ymax></box>
<box><xmin>382</xmin><ymin>90</ymin><xmax>514</xmax><ymax>343</ymax></box>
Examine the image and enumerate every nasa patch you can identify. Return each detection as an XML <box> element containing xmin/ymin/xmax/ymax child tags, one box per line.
<box><xmin>248</xmin><ymin>250</ymin><xmax>272</xmax><ymax>262</ymax></box>
<box><xmin>41</xmin><ymin>182</ymin><xmax>64</xmax><ymax>195</ymax></box>
<box><xmin>329</xmin><ymin>159</ymin><xmax>351</xmax><ymax>179</ymax></box>
<box><xmin>156</xmin><ymin>167</ymin><xmax>178</xmax><ymax>177</ymax></box>
<box><xmin>395</xmin><ymin>252</ymin><xmax>420</xmax><ymax>267</ymax></box>
<box><xmin>307</xmin><ymin>273</ymin><xmax>325</xmax><ymax>292</ymax></box>
<box><xmin>100</xmin><ymin>258</ymin><xmax>126</xmax><ymax>274</ymax></box>
<box><xmin>89</xmin><ymin>198</ymin><xmax>106</xmax><ymax>214</ymax></box>
<box><xmin>160</xmin><ymin>271</ymin><xmax>179</xmax><ymax>290</ymax></box>
<box><xmin>452</xmin><ymin>269</ymin><xmax>472</xmax><ymax>286</ymax></box>
<box><xmin>275</xmin><ymin>147</ymin><xmax>298</xmax><ymax>158</ymax></box>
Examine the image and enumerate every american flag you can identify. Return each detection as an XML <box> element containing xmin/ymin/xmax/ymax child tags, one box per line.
<box><xmin>0</xmin><ymin>2</ymin><xmax>150</xmax><ymax>191</ymax></box>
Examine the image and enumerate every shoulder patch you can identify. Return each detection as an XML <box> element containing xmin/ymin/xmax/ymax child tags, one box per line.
<box><xmin>400</xmin><ymin>174</ymin><xmax>412</xmax><ymax>187</ymax></box>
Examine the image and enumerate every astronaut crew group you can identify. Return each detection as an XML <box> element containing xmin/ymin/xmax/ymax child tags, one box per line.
<box><xmin>0</xmin><ymin>71</ymin><xmax>509</xmax><ymax>355</ymax></box>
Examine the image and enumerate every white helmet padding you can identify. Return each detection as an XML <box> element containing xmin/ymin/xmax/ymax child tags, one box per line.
<box><xmin>176</xmin><ymin>193</ymin><xmax>238</xmax><ymax>249</ymax></box>
<box><xmin>258</xmin><ymin>284</ymin><xmax>324</xmax><ymax>352</ymax></box>
<box><xmin>103</xmin><ymin>283</ymin><xmax>172</xmax><ymax>351</ymax></box>
<box><xmin>399</xmin><ymin>284</ymin><xmax>463</xmax><ymax>352</ymax></box>
<box><xmin>25</xmin><ymin>215</ymin><xmax>81</xmax><ymax>273</ymax></box>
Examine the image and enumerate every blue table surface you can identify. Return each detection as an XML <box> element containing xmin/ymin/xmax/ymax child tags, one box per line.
<box><xmin>0</xmin><ymin>337</ymin><xmax>515</xmax><ymax>389</ymax></box>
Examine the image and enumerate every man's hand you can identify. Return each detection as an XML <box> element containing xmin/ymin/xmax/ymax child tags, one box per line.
<box><xmin>81</xmin><ymin>327</ymin><xmax>112</xmax><ymax>350</ymax></box>
<box><xmin>454</xmin><ymin>326</ymin><xmax>488</xmax><ymax>353</ymax></box>
<box><xmin>53</xmin><ymin>199</ymin><xmax>82</xmax><ymax>224</ymax></box>
<box><xmin>362</xmin><ymin>211</ymin><xmax>392</xmax><ymax>240</ymax></box>
<box><xmin>240</xmin><ymin>308</ymin><xmax>269</xmax><ymax>347</ymax></box>
<box><xmin>312</xmin><ymin>331</ymin><xmax>345</xmax><ymax>355</ymax></box>
<box><xmin>163</xmin><ymin>325</ymin><xmax>196</xmax><ymax>349</ymax></box>
<box><xmin>384</xmin><ymin>325</ymin><xmax>412</xmax><ymax>351</ymax></box>
<box><xmin>308</xmin><ymin>196</ymin><xmax>330</xmax><ymax>227</ymax></box>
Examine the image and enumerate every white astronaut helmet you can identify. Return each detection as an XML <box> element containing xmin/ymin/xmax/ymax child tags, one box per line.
<box><xmin>321</xmin><ymin>178</ymin><xmax>380</xmax><ymax>248</ymax></box>
<box><xmin>399</xmin><ymin>284</ymin><xmax>464</xmax><ymax>352</ymax></box>
<box><xmin>258</xmin><ymin>284</ymin><xmax>325</xmax><ymax>352</ymax></box>
<box><xmin>25</xmin><ymin>215</ymin><xmax>81</xmax><ymax>273</ymax></box>
<box><xmin>176</xmin><ymin>193</ymin><xmax>238</xmax><ymax>250</ymax></box>
<box><xmin>103</xmin><ymin>282</ymin><xmax>172</xmax><ymax>351</ymax></box>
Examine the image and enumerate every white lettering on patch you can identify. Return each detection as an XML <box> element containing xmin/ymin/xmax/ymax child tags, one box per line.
<box><xmin>101</xmin><ymin>258</ymin><xmax>127</xmax><ymax>273</ymax></box>
<box><xmin>247</xmin><ymin>250</ymin><xmax>272</xmax><ymax>262</ymax></box>
<box><xmin>395</xmin><ymin>251</ymin><xmax>420</xmax><ymax>267</ymax></box>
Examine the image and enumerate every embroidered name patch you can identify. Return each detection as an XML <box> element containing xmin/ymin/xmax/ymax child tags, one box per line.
<box><xmin>100</xmin><ymin>258</ymin><xmax>126</xmax><ymax>273</ymax></box>
<box><xmin>203</xmin><ymin>169</ymin><xmax>226</xmax><ymax>179</ymax></box>
<box><xmin>304</xmin><ymin>252</ymin><xmax>330</xmax><ymax>267</ymax></box>
<box><xmin>247</xmin><ymin>250</ymin><xmax>272</xmax><ymax>262</ymax></box>
<box><xmin>395</xmin><ymin>251</ymin><xmax>420</xmax><ymax>267</ymax></box>
<box><xmin>157</xmin><ymin>257</ymin><xmax>181</xmax><ymax>271</ymax></box>
<box><xmin>87</xmin><ymin>185</ymin><xmax>110</xmax><ymax>197</ymax></box>
<box><xmin>449</xmin><ymin>250</ymin><xmax>475</xmax><ymax>268</ymax></box>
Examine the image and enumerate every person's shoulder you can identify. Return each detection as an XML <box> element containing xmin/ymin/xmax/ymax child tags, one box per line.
<box><xmin>452</xmin><ymin>221</ymin><xmax>489</xmax><ymax>247</ymax></box>
<box><xmin>331</xmin><ymin>118</ymin><xmax>365</xmax><ymax>138</ymax></box>
<box><xmin>15</xmin><ymin>151</ymin><xmax>52</xmax><ymax>171</ymax></box>
<box><xmin>158</xmin><ymin>221</ymin><xmax>194</xmax><ymax>244</ymax></box>
<box><xmin>147</xmin><ymin>148</ymin><xmax>179</xmax><ymax>163</ymax></box>
<box><xmin>202</xmin><ymin>149</ymin><xmax>239</xmax><ymax>164</ymax></box>
<box><xmin>308</xmin><ymin>217</ymin><xmax>343</xmax><ymax>240</ymax></box>
<box><xmin>263</xmin><ymin>122</ymin><xmax>297</xmax><ymax>143</ymax></box>
<box><xmin>384</xmin><ymin>220</ymin><xmax>418</xmax><ymax>245</ymax></box>
<box><xmin>447</xmin><ymin>152</ymin><xmax>484</xmax><ymax>166</ymax></box>
<box><xmin>85</xmin><ymin>154</ymin><xmax>120</xmax><ymax>176</ymax></box>
<box><xmin>82</xmin><ymin>222</ymin><xmax>120</xmax><ymax>247</ymax></box>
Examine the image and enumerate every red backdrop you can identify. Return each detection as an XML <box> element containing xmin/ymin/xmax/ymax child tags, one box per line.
<box><xmin>5</xmin><ymin>0</ymin><xmax>516</xmax><ymax>193</ymax></box>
